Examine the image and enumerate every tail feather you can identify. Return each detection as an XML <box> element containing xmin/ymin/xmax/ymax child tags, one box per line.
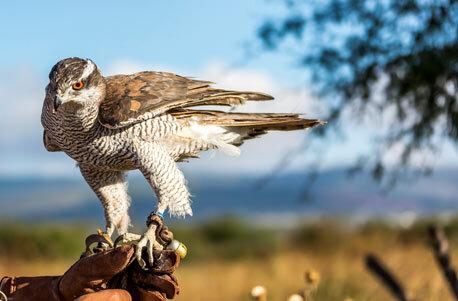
<box><xmin>173</xmin><ymin>109</ymin><xmax>324</xmax><ymax>129</ymax></box>
<box><xmin>173</xmin><ymin>109</ymin><xmax>325</xmax><ymax>150</ymax></box>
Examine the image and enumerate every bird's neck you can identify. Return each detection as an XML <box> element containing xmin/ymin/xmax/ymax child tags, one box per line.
<box><xmin>60</xmin><ymin>102</ymin><xmax>101</xmax><ymax>134</ymax></box>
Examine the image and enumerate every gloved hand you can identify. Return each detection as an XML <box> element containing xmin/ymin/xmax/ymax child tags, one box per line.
<box><xmin>111</xmin><ymin>248</ymin><xmax>181</xmax><ymax>301</ymax></box>
<box><xmin>0</xmin><ymin>244</ymin><xmax>181</xmax><ymax>301</ymax></box>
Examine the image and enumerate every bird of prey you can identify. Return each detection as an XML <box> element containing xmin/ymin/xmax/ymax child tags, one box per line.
<box><xmin>41</xmin><ymin>57</ymin><xmax>324</xmax><ymax>266</ymax></box>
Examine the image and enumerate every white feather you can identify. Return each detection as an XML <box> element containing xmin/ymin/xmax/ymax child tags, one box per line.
<box><xmin>80</xmin><ymin>60</ymin><xmax>95</xmax><ymax>80</ymax></box>
<box><xmin>181</xmin><ymin>121</ymin><xmax>241</xmax><ymax>157</ymax></box>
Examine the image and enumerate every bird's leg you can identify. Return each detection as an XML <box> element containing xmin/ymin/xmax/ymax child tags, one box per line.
<box><xmin>79</xmin><ymin>167</ymin><xmax>133</xmax><ymax>254</ymax></box>
<box><xmin>133</xmin><ymin>142</ymin><xmax>191</xmax><ymax>267</ymax></box>
<box><xmin>135</xmin><ymin>211</ymin><xmax>167</xmax><ymax>269</ymax></box>
<box><xmin>113</xmin><ymin>213</ymin><xmax>142</xmax><ymax>246</ymax></box>
<box><xmin>135</xmin><ymin>224</ymin><xmax>164</xmax><ymax>269</ymax></box>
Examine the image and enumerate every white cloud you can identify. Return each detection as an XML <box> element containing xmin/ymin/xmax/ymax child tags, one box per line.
<box><xmin>201</xmin><ymin>61</ymin><xmax>322</xmax><ymax>115</ymax></box>
<box><xmin>0</xmin><ymin>67</ymin><xmax>77</xmax><ymax>177</ymax></box>
<box><xmin>0</xmin><ymin>68</ymin><xmax>44</xmax><ymax>146</ymax></box>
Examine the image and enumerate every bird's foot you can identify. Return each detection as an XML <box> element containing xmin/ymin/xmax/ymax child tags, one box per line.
<box><xmin>114</xmin><ymin>232</ymin><xmax>142</xmax><ymax>247</ymax></box>
<box><xmin>135</xmin><ymin>223</ymin><xmax>164</xmax><ymax>269</ymax></box>
<box><xmin>83</xmin><ymin>229</ymin><xmax>114</xmax><ymax>256</ymax></box>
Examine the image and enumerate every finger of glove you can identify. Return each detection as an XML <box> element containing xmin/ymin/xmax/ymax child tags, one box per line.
<box><xmin>60</xmin><ymin>245</ymin><xmax>135</xmax><ymax>300</ymax></box>
<box><xmin>159</xmin><ymin>229</ymin><xmax>173</xmax><ymax>245</ymax></box>
<box><xmin>132</xmin><ymin>287</ymin><xmax>166</xmax><ymax>301</ymax></box>
<box><xmin>74</xmin><ymin>289</ymin><xmax>132</xmax><ymax>301</ymax></box>
<box><xmin>131</xmin><ymin>273</ymin><xmax>179</xmax><ymax>299</ymax></box>
<box><xmin>150</xmin><ymin>250</ymin><xmax>180</xmax><ymax>274</ymax></box>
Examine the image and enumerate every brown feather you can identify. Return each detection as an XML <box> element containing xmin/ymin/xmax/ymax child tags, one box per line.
<box><xmin>99</xmin><ymin>71</ymin><xmax>273</xmax><ymax>128</ymax></box>
<box><xmin>171</xmin><ymin>109</ymin><xmax>325</xmax><ymax>145</ymax></box>
<box><xmin>172</xmin><ymin>109</ymin><xmax>324</xmax><ymax>129</ymax></box>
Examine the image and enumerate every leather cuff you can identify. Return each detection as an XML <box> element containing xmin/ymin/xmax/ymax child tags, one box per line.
<box><xmin>146</xmin><ymin>212</ymin><xmax>163</xmax><ymax>227</ymax></box>
<box><xmin>2</xmin><ymin>276</ymin><xmax>62</xmax><ymax>301</ymax></box>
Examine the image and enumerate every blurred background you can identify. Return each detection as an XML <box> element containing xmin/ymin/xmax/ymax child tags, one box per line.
<box><xmin>1</xmin><ymin>1</ymin><xmax>458</xmax><ymax>300</ymax></box>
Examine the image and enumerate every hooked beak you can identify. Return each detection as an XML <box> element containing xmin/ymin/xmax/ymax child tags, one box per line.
<box><xmin>53</xmin><ymin>96</ymin><xmax>62</xmax><ymax>112</ymax></box>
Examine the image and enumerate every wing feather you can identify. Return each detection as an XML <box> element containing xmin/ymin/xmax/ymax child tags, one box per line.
<box><xmin>99</xmin><ymin>71</ymin><xmax>273</xmax><ymax>128</ymax></box>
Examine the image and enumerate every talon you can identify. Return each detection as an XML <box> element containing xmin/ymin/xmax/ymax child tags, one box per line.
<box><xmin>114</xmin><ymin>232</ymin><xmax>141</xmax><ymax>247</ymax></box>
<box><xmin>135</xmin><ymin>223</ymin><xmax>161</xmax><ymax>270</ymax></box>
<box><xmin>84</xmin><ymin>229</ymin><xmax>113</xmax><ymax>256</ymax></box>
<box><xmin>147</xmin><ymin>239</ymin><xmax>154</xmax><ymax>265</ymax></box>
<box><xmin>135</xmin><ymin>236</ymin><xmax>149</xmax><ymax>269</ymax></box>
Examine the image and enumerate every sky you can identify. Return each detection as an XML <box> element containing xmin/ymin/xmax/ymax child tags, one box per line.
<box><xmin>1</xmin><ymin>1</ymin><xmax>457</xmax><ymax>179</ymax></box>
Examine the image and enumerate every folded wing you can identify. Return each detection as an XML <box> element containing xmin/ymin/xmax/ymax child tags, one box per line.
<box><xmin>99</xmin><ymin>71</ymin><xmax>273</xmax><ymax>128</ymax></box>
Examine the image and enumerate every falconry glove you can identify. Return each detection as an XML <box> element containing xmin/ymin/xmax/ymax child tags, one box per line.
<box><xmin>113</xmin><ymin>215</ymin><xmax>181</xmax><ymax>300</ymax></box>
<box><xmin>0</xmin><ymin>244</ymin><xmax>181</xmax><ymax>301</ymax></box>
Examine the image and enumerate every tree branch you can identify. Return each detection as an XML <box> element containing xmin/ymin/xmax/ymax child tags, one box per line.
<box><xmin>428</xmin><ymin>225</ymin><xmax>458</xmax><ymax>300</ymax></box>
<box><xmin>365</xmin><ymin>253</ymin><xmax>414</xmax><ymax>301</ymax></box>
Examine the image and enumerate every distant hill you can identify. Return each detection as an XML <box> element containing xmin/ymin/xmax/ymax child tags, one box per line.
<box><xmin>1</xmin><ymin>168</ymin><xmax>457</xmax><ymax>223</ymax></box>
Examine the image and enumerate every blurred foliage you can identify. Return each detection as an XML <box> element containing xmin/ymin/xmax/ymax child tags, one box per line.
<box><xmin>170</xmin><ymin>217</ymin><xmax>282</xmax><ymax>261</ymax></box>
<box><xmin>0</xmin><ymin>222</ymin><xmax>88</xmax><ymax>260</ymax></box>
<box><xmin>288</xmin><ymin>220</ymin><xmax>348</xmax><ymax>251</ymax></box>
<box><xmin>257</xmin><ymin>0</ymin><xmax>458</xmax><ymax>185</ymax></box>
<box><xmin>3</xmin><ymin>217</ymin><xmax>458</xmax><ymax>261</ymax></box>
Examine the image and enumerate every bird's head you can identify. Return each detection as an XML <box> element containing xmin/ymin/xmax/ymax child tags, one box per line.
<box><xmin>47</xmin><ymin>57</ymin><xmax>105</xmax><ymax>112</ymax></box>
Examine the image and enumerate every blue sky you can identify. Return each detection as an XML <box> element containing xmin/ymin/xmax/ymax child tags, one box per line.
<box><xmin>0</xmin><ymin>1</ymin><xmax>293</xmax><ymax>77</ymax></box>
<box><xmin>0</xmin><ymin>1</ymin><xmax>457</xmax><ymax>178</ymax></box>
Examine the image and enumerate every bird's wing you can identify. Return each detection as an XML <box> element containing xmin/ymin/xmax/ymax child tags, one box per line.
<box><xmin>99</xmin><ymin>71</ymin><xmax>273</xmax><ymax>128</ymax></box>
<box><xmin>170</xmin><ymin>109</ymin><xmax>325</xmax><ymax>161</ymax></box>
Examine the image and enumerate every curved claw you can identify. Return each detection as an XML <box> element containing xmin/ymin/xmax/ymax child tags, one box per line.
<box><xmin>114</xmin><ymin>232</ymin><xmax>141</xmax><ymax>248</ymax></box>
<box><xmin>135</xmin><ymin>224</ymin><xmax>164</xmax><ymax>270</ymax></box>
<box><xmin>135</xmin><ymin>236</ymin><xmax>149</xmax><ymax>269</ymax></box>
<box><xmin>84</xmin><ymin>229</ymin><xmax>114</xmax><ymax>256</ymax></box>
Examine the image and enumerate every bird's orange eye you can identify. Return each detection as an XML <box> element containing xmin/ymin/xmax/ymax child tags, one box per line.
<box><xmin>72</xmin><ymin>81</ymin><xmax>85</xmax><ymax>90</ymax></box>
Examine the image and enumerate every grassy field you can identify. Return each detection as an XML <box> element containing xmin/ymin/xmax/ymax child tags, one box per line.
<box><xmin>1</xmin><ymin>218</ymin><xmax>458</xmax><ymax>300</ymax></box>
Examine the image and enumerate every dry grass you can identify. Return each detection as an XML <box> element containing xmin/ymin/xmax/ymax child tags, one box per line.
<box><xmin>176</xmin><ymin>246</ymin><xmax>455</xmax><ymax>301</ymax></box>
<box><xmin>0</xmin><ymin>258</ymin><xmax>70</xmax><ymax>277</ymax></box>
